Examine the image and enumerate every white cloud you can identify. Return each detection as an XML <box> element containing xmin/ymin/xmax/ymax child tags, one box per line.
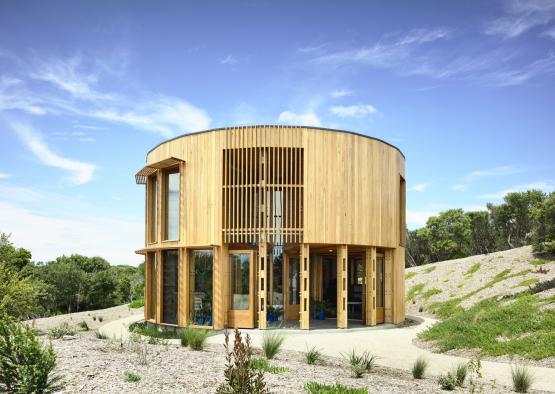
<box><xmin>408</xmin><ymin>183</ymin><xmax>428</xmax><ymax>192</ymax></box>
<box><xmin>454</xmin><ymin>165</ymin><xmax>526</xmax><ymax>190</ymax></box>
<box><xmin>485</xmin><ymin>0</ymin><xmax>555</xmax><ymax>39</ymax></box>
<box><xmin>481</xmin><ymin>52</ymin><xmax>555</xmax><ymax>86</ymax></box>
<box><xmin>10</xmin><ymin>121</ymin><xmax>96</xmax><ymax>184</ymax></box>
<box><xmin>73</xmin><ymin>124</ymin><xmax>107</xmax><ymax>130</ymax></box>
<box><xmin>330</xmin><ymin>89</ymin><xmax>352</xmax><ymax>98</ymax></box>
<box><xmin>452</xmin><ymin>184</ymin><xmax>467</xmax><ymax>191</ymax></box>
<box><xmin>79</xmin><ymin>137</ymin><xmax>96</xmax><ymax>142</ymax></box>
<box><xmin>329</xmin><ymin>104</ymin><xmax>378</xmax><ymax>118</ymax></box>
<box><xmin>407</xmin><ymin>209</ymin><xmax>437</xmax><ymax>228</ymax></box>
<box><xmin>220</xmin><ymin>55</ymin><xmax>238</xmax><ymax>65</ymax></box>
<box><xmin>480</xmin><ymin>181</ymin><xmax>555</xmax><ymax>200</ymax></box>
<box><xmin>277</xmin><ymin>110</ymin><xmax>321</xmax><ymax>126</ymax></box>
<box><xmin>0</xmin><ymin>172</ymin><xmax>12</xmax><ymax>179</ymax></box>
<box><xmin>544</xmin><ymin>26</ymin><xmax>555</xmax><ymax>39</ymax></box>
<box><xmin>0</xmin><ymin>200</ymin><xmax>142</xmax><ymax>265</ymax></box>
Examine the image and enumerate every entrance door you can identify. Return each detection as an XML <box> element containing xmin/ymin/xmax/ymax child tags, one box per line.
<box><xmin>376</xmin><ymin>254</ymin><xmax>385</xmax><ymax>324</ymax></box>
<box><xmin>228</xmin><ymin>250</ymin><xmax>255</xmax><ymax>328</ymax></box>
<box><xmin>283</xmin><ymin>254</ymin><xmax>300</xmax><ymax>320</ymax></box>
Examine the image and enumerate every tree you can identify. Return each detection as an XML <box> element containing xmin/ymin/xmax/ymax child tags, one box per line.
<box><xmin>423</xmin><ymin>209</ymin><xmax>471</xmax><ymax>261</ymax></box>
<box><xmin>406</xmin><ymin>229</ymin><xmax>432</xmax><ymax>267</ymax></box>
<box><xmin>466</xmin><ymin>211</ymin><xmax>496</xmax><ymax>255</ymax></box>
<box><xmin>530</xmin><ymin>192</ymin><xmax>555</xmax><ymax>252</ymax></box>
<box><xmin>0</xmin><ymin>233</ymin><xmax>32</xmax><ymax>272</ymax></box>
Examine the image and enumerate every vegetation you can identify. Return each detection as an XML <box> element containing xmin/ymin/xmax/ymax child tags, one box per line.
<box><xmin>511</xmin><ymin>365</ymin><xmax>534</xmax><ymax>393</ymax></box>
<box><xmin>0</xmin><ymin>317</ymin><xmax>62</xmax><ymax>393</ymax></box>
<box><xmin>124</xmin><ymin>372</ymin><xmax>141</xmax><ymax>382</ymax></box>
<box><xmin>0</xmin><ymin>233</ymin><xmax>144</xmax><ymax>319</ymax></box>
<box><xmin>422</xmin><ymin>288</ymin><xmax>442</xmax><ymax>300</ymax></box>
<box><xmin>342</xmin><ymin>349</ymin><xmax>377</xmax><ymax>378</ymax></box>
<box><xmin>406</xmin><ymin>190</ymin><xmax>555</xmax><ymax>266</ymax></box>
<box><xmin>129</xmin><ymin>320</ymin><xmax>180</xmax><ymax>340</ymax></box>
<box><xmin>465</xmin><ymin>263</ymin><xmax>481</xmax><ymax>276</ymax></box>
<box><xmin>250</xmin><ymin>357</ymin><xmax>289</xmax><ymax>373</ymax></box>
<box><xmin>183</xmin><ymin>327</ymin><xmax>210</xmax><ymax>350</ymax></box>
<box><xmin>454</xmin><ymin>363</ymin><xmax>467</xmax><ymax>387</ymax></box>
<box><xmin>438</xmin><ymin>373</ymin><xmax>457</xmax><ymax>390</ymax></box>
<box><xmin>261</xmin><ymin>331</ymin><xmax>285</xmax><ymax>359</ymax></box>
<box><xmin>78</xmin><ymin>320</ymin><xmax>89</xmax><ymax>331</ymax></box>
<box><xmin>405</xmin><ymin>271</ymin><xmax>417</xmax><ymax>280</ymax></box>
<box><xmin>420</xmin><ymin>293</ymin><xmax>555</xmax><ymax>359</ymax></box>
<box><xmin>516</xmin><ymin>278</ymin><xmax>539</xmax><ymax>287</ymax></box>
<box><xmin>217</xmin><ymin>329</ymin><xmax>268</xmax><ymax>394</ymax></box>
<box><xmin>424</xmin><ymin>265</ymin><xmax>436</xmax><ymax>274</ymax></box>
<box><xmin>407</xmin><ymin>283</ymin><xmax>425</xmax><ymax>301</ymax></box>
<box><xmin>129</xmin><ymin>299</ymin><xmax>144</xmax><ymax>308</ymax></box>
<box><xmin>305</xmin><ymin>346</ymin><xmax>323</xmax><ymax>365</ymax></box>
<box><xmin>304</xmin><ymin>382</ymin><xmax>368</xmax><ymax>394</ymax></box>
<box><xmin>47</xmin><ymin>322</ymin><xmax>76</xmax><ymax>339</ymax></box>
<box><xmin>411</xmin><ymin>356</ymin><xmax>427</xmax><ymax>379</ymax></box>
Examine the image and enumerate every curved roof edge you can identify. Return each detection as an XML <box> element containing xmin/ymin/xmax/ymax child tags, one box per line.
<box><xmin>147</xmin><ymin>125</ymin><xmax>405</xmax><ymax>159</ymax></box>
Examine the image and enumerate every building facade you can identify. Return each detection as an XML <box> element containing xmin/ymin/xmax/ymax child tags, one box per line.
<box><xmin>135</xmin><ymin>125</ymin><xmax>406</xmax><ymax>330</ymax></box>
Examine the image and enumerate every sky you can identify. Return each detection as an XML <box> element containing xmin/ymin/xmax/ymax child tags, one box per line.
<box><xmin>0</xmin><ymin>0</ymin><xmax>554</xmax><ymax>265</ymax></box>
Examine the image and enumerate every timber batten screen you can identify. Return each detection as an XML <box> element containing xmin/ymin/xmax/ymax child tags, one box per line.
<box><xmin>222</xmin><ymin>147</ymin><xmax>304</xmax><ymax>245</ymax></box>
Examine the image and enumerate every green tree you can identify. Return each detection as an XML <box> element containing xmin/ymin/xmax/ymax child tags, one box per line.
<box><xmin>466</xmin><ymin>211</ymin><xmax>496</xmax><ymax>255</ymax></box>
<box><xmin>406</xmin><ymin>229</ymin><xmax>432</xmax><ymax>267</ymax></box>
<box><xmin>0</xmin><ymin>233</ymin><xmax>32</xmax><ymax>272</ymax></box>
<box><xmin>531</xmin><ymin>192</ymin><xmax>555</xmax><ymax>252</ymax></box>
<box><xmin>423</xmin><ymin>209</ymin><xmax>471</xmax><ymax>261</ymax></box>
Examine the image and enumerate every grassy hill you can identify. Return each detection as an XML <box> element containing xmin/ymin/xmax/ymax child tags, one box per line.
<box><xmin>406</xmin><ymin>246</ymin><xmax>555</xmax><ymax>363</ymax></box>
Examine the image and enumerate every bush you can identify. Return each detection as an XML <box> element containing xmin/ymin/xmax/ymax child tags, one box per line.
<box><xmin>0</xmin><ymin>317</ymin><xmax>62</xmax><ymax>393</ymax></box>
<box><xmin>454</xmin><ymin>362</ymin><xmax>467</xmax><ymax>387</ymax></box>
<box><xmin>342</xmin><ymin>349</ymin><xmax>377</xmax><ymax>378</ymax></box>
<box><xmin>129</xmin><ymin>321</ymin><xmax>180</xmax><ymax>340</ymax></box>
<box><xmin>129</xmin><ymin>299</ymin><xmax>144</xmax><ymax>309</ymax></box>
<box><xmin>216</xmin><ymin>329</ymin><xmax>268</xmax><ymax>394</ymax></box>
<box><xmin>261</xmin><ymin>331</ymin><xmax>285</xmax><ymax>359</ymax></box>
<box><xmin>78</xmin><ymin>321</ymin><xmax>89</xmax><ymax>331</ymax></box>
<box><xmin>438</xmin><ymin>373</ymin><xmax>457</xmax><ymax>390</ymax></box>
<box><xmin>305</xmin><ymin>346</ymin><xmax>323</xmax><ymax>365</ymax></box>
<box><xmin>250</xmin><ymin>357</ymin><xmax>289</xmax><ymax>373</ymax></box>
<box><xmin>47</xmin><ymin>322</ymin><xmax>76</xmax><ymax>339</ymax></box>
<box><xmin>304</xmin><ymin>382</ymin><xmax>368</xmax><ymax>394</ymax></box>
<box><xmin>124</xmin><ymin>372</ymin><xmax>141</xmax><ymax>382</ymax></box>
<box><xmin>412</xmin><ymin>356</ymin><xmax>427</xmax><ymax>379</ymax></box>
<box><xmin>511</xmin><ymin>365</ymin><xmax>534</xmax><ymax>393</ymax></box>
<box><xmin>182</xmin><ymin>327</ymin><xmax>210</xmax><ymax>351</ymax></box>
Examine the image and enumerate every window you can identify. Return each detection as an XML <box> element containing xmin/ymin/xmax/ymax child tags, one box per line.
<box><xmin>230</xmin><ymin>253</ymin><xmax>250</xmax><ymax>310</ymax></box>
<box><xmin>162</xmin><ymin>250</ymin><xmax>179</xmax><ymax>325</ymax></box>
<box><xmin>190</xmin><ymin>250</ymin><xmax>213</xmax><ymax>325</ymax></box>
<box><xmin>272</xmin><ymin>250</ymin><xmax>283</xmax><ymax>306</ymax></box>
<box><xmin>146</xmin><ymin>253</ymin><xmax>157</xmax><ymax>320</ymax></box>
<box><xmin>376</xmin><ymin>256</ymin><xmax>385</xmax><ymax>308</ymax></box>
<box><xmin>288</xmin><ymin>258</ymin><xmax>300</xmax><ymax>305</ymax></box>
<box><xmin>164</xmin><ymin>169</ymin><xmax>180</xmax><ymax>240</ymax></box>
<box><xmin>399</xmin><ymin>175</ymin><xmax>406</xmax><ymax>246</ymax></box>
<box><xmin>147</xmin><ymin>175</ymin><xmax>157</xmax><ymax>243</ymax></box>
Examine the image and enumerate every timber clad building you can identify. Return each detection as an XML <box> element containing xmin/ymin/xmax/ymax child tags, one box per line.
<box><xmin>135</xmin><ymin>125</ymin><xmax>406</xmax><ymax>330</ymax></box>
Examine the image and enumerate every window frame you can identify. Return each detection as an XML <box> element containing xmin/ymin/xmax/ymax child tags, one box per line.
<box><xmin>162</xmin><ymin>166</ymin><xmax>181</xmax><ymax>242</ymax></box>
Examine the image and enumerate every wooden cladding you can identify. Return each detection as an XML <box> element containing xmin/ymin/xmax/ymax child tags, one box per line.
<box><xmin>223</xmin><ymin>147</ymin><xmax>304</xmax><ymax>245</ymax></box>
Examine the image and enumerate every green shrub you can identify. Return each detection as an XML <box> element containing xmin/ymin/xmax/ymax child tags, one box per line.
<box><xmin>454</xmin><ymin>363</ymin><xmax>467</xmax><ymax>387</ymax></box>
<box><xmin>304</xmin><ymin>382</ymin><xmax>368</xmax><ymax>394</ymax></box>
<box><xmin>438</xmin><ymin>373</ymin><xmax>457</xmax><ymax>390</ymax></box>
<box><xmin>305</xmin><ymin>346</ymin><xmax>323</xmax><ymax>365</ymax></box>
<box><xmin>0</xmin><ymin>317</ymin><xmax>63</xmax><ymax>393</ymax></box>
<box><xmin>412</xmin><ymin>356</ymin><xmax>427</xmax><ymax>379</ymax></box>
<box><xmin>78</xmin><ymin>321</ymin><xmax>89</xmax><ymax>331</ymax></box>
<box><xmin>250</xmin><ymin>357</ymin><xmax>289</xmax><ymax>373</ymax></box>
<box><xmin>261</xmin><ymin>331</ymin><xmax>285</xmax><ymax>359</ymax></box>
<box><xmin>124</xmin><ymin>372</ymin><xmax>141</xmax><ymax>382</ymax></box>
<box><xmin>422</xmin><ymin>288</ymin><xmax>442</xmax><ymax>300</ymax></box>
<box><xmin>511</xmin><ymin>365</ymin><xmax>534</xmax><ymax>393</ymax></box>
<box><xmin>529</xmin><ymin>258</ymin><xmax>550</xmax><ymax>267</ymax></box>
<box><xmin>465</xmin><ymin>263</ymin><xmax>481</xmax><ymax>275</ymax></box>
<box><xmin>216</xmin><ymin>329</ymin><xmax>268</xmax><ymax>394</ymax></box>
<box><xmin>342</xmin><ymin>349</ymin><xmax>377</xmax><ymax>378</ymax></box>
<box><xmin>183</xmin><ymin>327</ymin><xmax>210</xmax><ymax>351</ymax></box>
<box><xmin>129</xmin><ymin>299</ymin><xmax>144</xmax><ymax>309</ymax></box>
<box><xmin>47</xmin><ymin>322</ymin><xmax>76</xmax><ymax>339</ymax></box>
<box><xmin>129</xmin><ymin>321</ymin><xmax>180</xmax><ymax>340</ymax></box>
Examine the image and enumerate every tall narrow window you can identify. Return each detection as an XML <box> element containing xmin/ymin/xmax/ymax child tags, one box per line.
<box><xmin>376</xmin><ymin>256</ymin><xmax>385</xmax><ymax>308</ymax></box>
<box><xmin>146</xmin><ymin>252</ymin><xmax>157</xmax><ymax>320</ymax></box>
<box><xmin>190</xmin><ymin>250</ymin><xmax>213</xmax><ymax>325</ymax></box>
<box><xmin>147</xmin><ymin>175</ymin><xmax>157</xmax><ymax>243</ymax></box>
<box><xmin>162</xmin><ymin>250</ymin><xmax>179</xmax><ymax>325</ymax></box>
<box><xmin>164</xmin><ymin>169</ymin><xmax>180</xmax><ymax>240</ymax></box>
<box><xmin>399</xmin><ymin>175</ymin><xmax>406</xmax><ymax>246</ymax></box>
<box><xmin>230</xmin><ymin>253</ymin><xmax>250</xmax><ymax>310</ymax></box>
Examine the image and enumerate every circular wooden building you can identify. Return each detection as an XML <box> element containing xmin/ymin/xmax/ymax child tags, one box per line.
<box><xmin>135</xmin><ymin>125</ymin><xmax>406</xmax><ymax>330</ymax></box>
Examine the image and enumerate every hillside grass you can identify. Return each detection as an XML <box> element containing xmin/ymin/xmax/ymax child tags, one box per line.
<box><xmin>419</xmin><ymin>293</ymin><xmax>555</xmax><ymax>359</ymax></box>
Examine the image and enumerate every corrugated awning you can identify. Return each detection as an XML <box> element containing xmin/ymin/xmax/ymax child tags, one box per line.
<box><xmin>135</xmin><ymin>157</ymin><xmax>183</xmax><ymax>184</ymax></box>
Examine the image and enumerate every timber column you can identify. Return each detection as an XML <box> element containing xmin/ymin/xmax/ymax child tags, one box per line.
<box><xmin>300</xmin><ymin>244</ymin><xmax>310</xmax><ymax>329</ymax></box>
<box><xmin>258</xmin><ymin>241</ymin><xmax>267</xmax><ymax>329</ymax></box>
<box><xmin>365</xmin><ymin>247</ymin><xmax>377</xmax><ymax>326</ymax></box>
<box><xmin>337</xmin><ymin>245</ymin><xmax>348</xmax><ymax>328</ymax></box>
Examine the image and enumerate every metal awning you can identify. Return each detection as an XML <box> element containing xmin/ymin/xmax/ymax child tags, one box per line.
<box><xmin>134</xmin><ymin>157</ymin><xmax>183</xmax><ymax>184</ymax></box>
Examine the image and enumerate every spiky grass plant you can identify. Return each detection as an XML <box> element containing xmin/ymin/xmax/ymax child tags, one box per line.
<box><xmin>305</xmin><ymin>346</ymin><xmax>323</xmax><ymax>365</ymax></box>
<box><xmin>412</xmin><ymin>356</ymin><xmax>428</xmax><ymax>379</ymax></box>
<box><xmin>511</xmin><ymin>365</ymin><xmax>534</xmax><ymax>393</ymax></box>
<box><xmin>261</xmin><ymin>331</ymin><xmax>285</xmax><ymax>359</ymax></box>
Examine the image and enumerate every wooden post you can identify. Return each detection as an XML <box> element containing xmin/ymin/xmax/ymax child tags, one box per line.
<box><xmin>258</xmin><ymin>241</ymin><xmax>267</xmax><ymax>329</ymax></box>
<box><xmin>337</xmin><ymin>245</ymin><xmax>348</xmax><ymax>328</ymax></box>
<box><xmin>212</xmin><ymin>246</ymin><xmax>226</xmax><ymax>329</ymax></box>
<box><xmin>392</xmin><ymin>247</ymin><xmax>405</xmax><ymax>324</ymax></box>
<box><xmin>155</xmin><ymin>250</ymin><xmax>162</xmax><ymax>324</ymax></box>
<box><xmin>300</xmin><ymin>243</ymin><xmax>310</xmax><ymax>330</ymax></box>
<box><xmin>144</xmin><ymin>254</ymin><xmax>150</xmax><ymax>321</ymax></box>
<box><xmin>384</xmin><ymin>249</ymin><xmax>393</xmax><ymax>323</ymax></box>
<box><xmin>365</xmin><ymin>247</ymin><xmax>377</xmax><ymax>326</ymax></box>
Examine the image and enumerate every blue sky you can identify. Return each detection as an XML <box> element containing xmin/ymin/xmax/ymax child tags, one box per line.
<box><xmin>1</xmin><ymin>1</ymin><xmax>554</xmax><ymax>265</ymax></box>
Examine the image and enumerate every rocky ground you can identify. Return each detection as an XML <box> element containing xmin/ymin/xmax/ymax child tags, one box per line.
<box><xmin>48</xmin><ymin>333</ymin><xmax>524</xmax><ymax>394</ymax></box>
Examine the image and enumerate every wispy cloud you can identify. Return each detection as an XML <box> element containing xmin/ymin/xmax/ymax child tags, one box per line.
<box><xmin>220</xmin><ymin>54</ymin><xmax>238</xmax><ymax>65</ymax></box>
<box><xmin>480</xmin><ymin>180</ymin><xmax>555</xmax><ymax>200</ymax></box>
<box><xmin>485</xmin><ymin>0</ymin><xmax>555</xmax><ymax>39</ymax></box>
<box><xmin>329</xmin><ymin>104</ymin><xmax>377</xmax><ymax>118</ymax></box>
<box><xmin>9</xmin><ymin>121</ymin><xmax>96</xmax><ymax>184</ymax></box>
<box><xmin>73</xmin><ymin>124</ymin><xmax>107</xmax><ymax>130</ymax></box>
<box><xmin>330</xmin><ymin>89</ymin><xmax>352</xmax><ymax>98</ymax></box>
<box><xmin>408</xmin><ymin>183</ymin><xmax>428</xmax><ymax>192</ymax></box>
<box><xmin>0</xmin><ymin>172</ymin><xmax>12</xmax><ymax>179</ymax></box>
<box><xmin>277</xmin><ymin>110</ymin><xmax>321</xmax><ymax>126</ymax></box>
<box><xmin>545</xmin><ymin>26</ymin><xmax>555</xmax><ymax>39</ymax></box>
<box><xmin>452</xmin><ymin>165</ymin><xmax>526</xmax><ymax>192</ymax></box>
<box><xmin>452</xmin><ymin>184</ymin><xmax>467</xmax><ymax>191</ymax></box>
<box><xmin>407</xmin><ymin>209</ymin><xmax>437</xmax><ymax>228</ymax></box>
<box><xmin>480</xmin><ymin>52</ymin><xmax>555</xmax><ymax>86</ymax></box>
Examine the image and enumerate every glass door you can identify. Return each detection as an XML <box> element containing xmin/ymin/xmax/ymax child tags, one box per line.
<box><xmin>376</xmin><ymin>254</ymin><xmax>385</xmax><ymax>323</ymax></box>
<box><xmin>283</xmin><ymin>254</ymin><xmax>300</xmax><ymax>320</ymax></box>
<box><xmin>228</xmin><ymin>250</ymin><xmax>255</xmax><ymax>328</ymax></box>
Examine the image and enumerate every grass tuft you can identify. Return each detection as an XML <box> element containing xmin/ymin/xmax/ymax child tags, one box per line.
<box><xmin>454</xmin><ymin>363</ymin><xmax>467</xmax><ymax>387</ymax></box>
<box><xmin>411</xmin><ymin>356</ymin><xmax>428</xmax><ymax>379</ymax></box>
<box><xmin>405</xmin><ymin>271</ymin><xmax>417</xmax><ymax>280</ymax></box>
<box><xmin>262</xmin><ymin>331</ymin><xmax>285</xmax><ymax>359</ymax></box>
<box><xmin>78</xmin><ymin>321</ymin><xmax>89</xmax><ymax>331</ymax></box>
<box><xmin>407</xmin><ymin>283</ymin><xmax>425</xmax><ymax>301</ymax></box>
<box><xmin>515</xmin><ymin>278</ymin><xmax>539</xmax><ymax>288</ymax></box>
<box><xmin>529</xmin><ymin>258</ymin><xmax>550</xmax><ymax>267</ymax></box>
<box><xmin>129</xmin><ymin>299</ymin><xmax>145</xmax><ymax>308</ymax></box>
<box><xmin>124</xmin><ymin>372</ymin><xmax>141</xmax><ymax>382</ymax></box>
<box><xmin>47</xmin><ymin>322</ymin><xmax>76</xmax><ymax>339</ymax></box>
<box><xmin>424</xmin><ymin>266</ymin><xmax>437</xmax><ymax>274</ymax></box>
<box><xmin>304</xmin><ymin>382</ymin><xmax>367</xmax><ymax>394</ymax></box>
<box><xmin>511</xmin><ymin>365</ymin><xmax>534</xmax><ymax>393</ymax></box>
<box><xmin>465</xmin><ymin>263</ymin><xmax>481</xmax><ymax>276</ymax></box>
<box><xmin>305</xmin><ymin>346</ymin><xmax>323</xmax><ymax>365</ymax></box>
<box><xmin>250</xmin><ymin>357</ymin><xmax>289</xmax><ymax>373</ymax></box>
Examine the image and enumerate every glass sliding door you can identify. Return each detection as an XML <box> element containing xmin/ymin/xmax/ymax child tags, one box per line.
<box><xmin>228</xmin><ymin>251</ymin><xmax>255</xmax><ymax>328</ymax></box>
<box><xmin>284</xmin><ymin>255</ymin><xmax>300</xmax><ymax>320</ymax></box>
<box><xmin>190</xmin><ymin>250</ymin><xmax>213</xmax><ymax>326</ymax></box>
<box><xmin>162</xmin><ymin>250</ymin><xmax>178</xmax><ymax>325</ymax></box>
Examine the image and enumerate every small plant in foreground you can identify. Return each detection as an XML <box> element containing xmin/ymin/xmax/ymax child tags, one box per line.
<box><xmin>305</xmin><ymin>346</ymin><xmax>323</xmax><ymax>365</ymax></box>
<box><xmin>511</xmin><ymin>365</ymin><xmax>534</xmax><ymax>393</ymax></box>
<box><xmin>47</xmin><ymin>322</ymin><xmax>76</xmax><ymax>339</ymax></box>
<box><xmin>124</xmin><ymin>372</ymin><xmax>141</xmax><ymax>382</ymax></box>
<box><xmin>342</xmin><ymin>349</ymin><xmax>377</xmax><ymax>378</ymax></box>
<box><xmin>454</xmin><ymin>362</ymin><xmax>468</xmax><ymax>387</ymax></box>
<box><xmin>261</xmin><ymin>331</ymin><xmax>285</xmax><ymax>359</ymax></box>
<box><xmin>304</xmin><ymin>382</ymin><xmax>368</xmax><ymax>394</ymax></box>
<box><xmin>250</xmin><ymin>357</ymin><xmax>289</xmax><ymax>373</ymax></box>
<box><xmin>216</xmin><ymin>329</ymin><xmax>268</xmax><ymax>394</ymax></box>
<box><xmin>0</xmin><ymin>317</ymin><xmax>63</xmax><ymax>393</ymax></box>
<box><xmin>182</xmin><ymin>327</ymin><xmax>210</xmax><ymax>350</ymax></box>
<box><xmin>438</xmin><ymin>373</ymin><xmax>457</xmax><ymax>391</ymax></box>
<box><xmin>94</xmin><ymin>330</ymin><xmax>108</xmax><ymax>339</ymax></box>
<box><xmin>78</xmin><ymin>321</ymin><xmax>89</xmax><ymax>331</ymax></box>
<box><xmin>467</xmin><ymin>358</ymin><xmax>484</xmax><ymax>394</ymax></box>
<box><xmin>412</xmin><ymin>356</ymin><xmax>428</xmax><ymax>379</ymax></box>
<box><xmin>129</xmin><ymin>299</ymin><xmax>145</xmax><ymax>309</ymax></box>
<box><xmin>98</xmin><ymin>316</ymin><xmax>104</xmax><ymax>322</ymax></box>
